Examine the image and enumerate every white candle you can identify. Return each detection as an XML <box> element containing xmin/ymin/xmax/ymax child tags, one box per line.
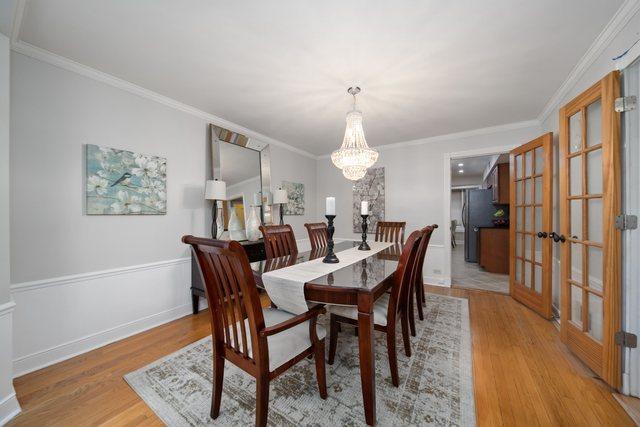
<box><xmin>325</xmin><ymin>197</ymin><xmax>336</xmax><ymax>215</ymax></box>
<box><xmin>361</xmin><ymin>201</ymin><xmax>369</xmax><ymax>215</ymax></box>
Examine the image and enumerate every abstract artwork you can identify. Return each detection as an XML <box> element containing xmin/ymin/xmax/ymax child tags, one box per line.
<box><xmin>353</xmin><ymin>167</ymin><xmax>384</xmax><ymax>233</ymax></box>
<box><xmin>282</xmin><ymin>181</ymin><xmax>304</xmax><ymax>215</ymax></box>
<box><xmin>86</xmin><ymin>144</ymin><xmax>167</xmax><ymax>215</ymax></box>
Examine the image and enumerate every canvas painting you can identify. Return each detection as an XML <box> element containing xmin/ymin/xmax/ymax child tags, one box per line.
<box><xmin>353</xmin><ymin>167</ymin><xmax>385</xmax><ymax>233</ymax></box>
<box><xmin>86</xmin><ymin>144</ymin><xmax>167</xmax><ymax>215</ymax></box>
<box><xmin>282</xmin><ymin>181</ymin><xmax>304</xmax><ymax>215</ymax></box>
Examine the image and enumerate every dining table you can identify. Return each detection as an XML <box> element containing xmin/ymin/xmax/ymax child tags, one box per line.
<box><xmin>251</xmin><ymin>240</ymin><xmax>404</xmax><ymax>426</ymax></box>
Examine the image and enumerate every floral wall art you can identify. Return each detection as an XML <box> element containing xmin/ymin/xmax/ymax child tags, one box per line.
<box><xmin>352</xmin><ymin>167</ymin><xmax>385</xmax><ymax>233</ymax></box>
<box><xmin>282</xmin><ymin>181</ymin><xmax>305</xmax><ymax>215</ymax></box>
<box><xmin>86</xmin><ymin>144</ymin><xmax>167</xmax><ymax>215</ymax></box>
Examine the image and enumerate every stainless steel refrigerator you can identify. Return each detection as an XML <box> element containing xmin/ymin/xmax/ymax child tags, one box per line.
<box><xmin>462</xmin><ymin>189</ymin><xmax>496</xmax><ymax>263</ymax></box>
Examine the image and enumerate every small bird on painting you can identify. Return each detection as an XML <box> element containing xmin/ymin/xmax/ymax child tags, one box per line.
<box><xmin>110</xmin><ymin>172</ymin><xmax>132</xmax><ymax>187</ymax></box>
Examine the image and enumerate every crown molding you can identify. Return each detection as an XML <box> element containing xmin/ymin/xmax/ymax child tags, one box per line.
<box><xmin>537</xmin><ymin>0</ymin><xmax>640</xmax><ymax>124</ymax></box>
<box><xmin>317</xmin><ymin>119</ymin><xmax>540</xmax><ymax>159</ymax></box>
<box><xmin>10</xmin><ymin>40</ymin><xmax>318</xmax><ymax>160</ymax></box>
<box><xmin>9</xmin><ymin>0</ymin><xmax>26</xmax><ymax>43</ymax></box>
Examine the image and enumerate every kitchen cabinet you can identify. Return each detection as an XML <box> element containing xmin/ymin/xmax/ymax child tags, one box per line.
<box><xmin>485</xmin><ymin>162</ymin><xmax>510</xmax><ymax>205</ymax></box>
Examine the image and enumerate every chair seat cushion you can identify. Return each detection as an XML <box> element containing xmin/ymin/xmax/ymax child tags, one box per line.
<box><xmin>328</xmin><ymin>294</ymin><xmax>391</xmax><ymax>326</ymax></box>
<box><xmin>228</xmin><ymin>308</ymin><xmax>326</xmax><ymax>371</ymax></box>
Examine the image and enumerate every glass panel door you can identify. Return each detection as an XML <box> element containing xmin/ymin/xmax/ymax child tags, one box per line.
<box><xmin>509</xmin><ymin>133</ymin><xmax>553</xmax><ymax>319</ymax></box>
<box><xmin>559</xmin><ymin>71</ymin><xmax>622</xmax><ymax>388</ymax></box>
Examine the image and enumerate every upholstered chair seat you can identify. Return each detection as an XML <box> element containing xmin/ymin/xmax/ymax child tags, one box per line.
<box><xmin>328</xmin><ymin>294</ymin><xmax>391</xmax><ymax>327</ymax></box>
<box><xmin>229</xmin><ymin>308</ymin><xmax>327</xmax><ymax>371</ymax></box>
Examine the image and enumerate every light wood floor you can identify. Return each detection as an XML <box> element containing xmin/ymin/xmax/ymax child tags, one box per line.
<box><xmin>8</xmin><ymin>286</ymin><xmax>633</xmax><ymax>426</ymax></box>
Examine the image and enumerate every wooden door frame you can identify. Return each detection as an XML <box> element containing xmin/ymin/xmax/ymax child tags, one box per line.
<box><xmin>509</xmin><ymin>133</ymin><xmax>554</xmax><ymax>319</ymax></box>
<box><xmin>558</xmin><ymin>71</ymin><xmax>622</xmax><ymax>389</ymax></box>
<box><xmin>442</xmin><ymin>144</ymin><xmax>517</xmax><ymax>285</ymax></box>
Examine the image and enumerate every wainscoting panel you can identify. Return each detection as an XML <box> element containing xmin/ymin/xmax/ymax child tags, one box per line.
<box><xmin>11</xmin><ymin>258</ymin><xmax>192</xmax><ymax>377</ymax></box>
<box><xmin>0</xmin><ymin>301</ymin><xmax>21</xmax><ymax>424</ymax></box>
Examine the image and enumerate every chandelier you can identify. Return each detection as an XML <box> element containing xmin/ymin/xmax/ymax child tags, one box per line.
<box><xmin>331</xmin><ymin>87</ymin><xmax>378</xmax><ymax>180</ymax></box>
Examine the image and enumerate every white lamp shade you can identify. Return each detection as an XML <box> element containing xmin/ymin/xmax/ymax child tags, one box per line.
<box><xmin>273</xmin><ymin>188</ymin><xmax>288</xmax><ymax>204</ymax></box>
<box><xmin>204</xmin><ymin>180</ymin><xmax>226</xmax><ymax>200</ymax></box>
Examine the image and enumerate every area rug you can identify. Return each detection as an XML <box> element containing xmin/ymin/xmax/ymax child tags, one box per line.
<box><xmin>124</xmin><ymin>293</ymin><xmax>475</xmax><ymax>426</ymax></box>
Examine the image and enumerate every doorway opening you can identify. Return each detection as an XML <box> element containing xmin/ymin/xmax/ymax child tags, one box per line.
<box><xmin>449</xmin><ymin>152</ymin><xmax>511</xmax><ymax>293</ymax></box>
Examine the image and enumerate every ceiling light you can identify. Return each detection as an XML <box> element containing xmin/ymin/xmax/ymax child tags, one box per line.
<box><xmin>331</xmin><ymin>87</ymin><xmax>378</xmax><ymax>181</ymax></box>
<box><xmin>458</xmin><ymin>169</ymin><xmax>464</xmax><ymax>174</ymax></box>
<box><xmin>458</xmin><ymin>163</ymin><xmax>464</xmax><ymax>167</ymax></box>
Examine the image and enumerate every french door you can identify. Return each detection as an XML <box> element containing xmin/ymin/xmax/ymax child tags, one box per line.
<box><xmin>559</xmin><ymin>71</ymin><xmax>622</xmax><ymax>388</ymax></box>
<box><xmin>509</xmin><ymin>133</ymin><xmax>553</xmax><ymax>319</ymax></box>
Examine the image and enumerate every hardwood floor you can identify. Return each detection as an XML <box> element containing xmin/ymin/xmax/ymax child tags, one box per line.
<box><xmin>8</xmin><ymin>287</ymin><xmax>633</xmax><ymax>426</ymax></box>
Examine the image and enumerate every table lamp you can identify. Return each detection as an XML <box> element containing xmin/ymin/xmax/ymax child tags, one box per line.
<box><xmin>273</xmin><ymin>187</ymin><xmax>288</xmax><ymax>225</ymax></box>
<box><xmin>204</xmin><ymin>179</ymin><xmax>227</xmax><ymax>239</ymax></box>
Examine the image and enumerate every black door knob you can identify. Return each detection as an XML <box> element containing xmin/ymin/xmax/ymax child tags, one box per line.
<box><xmin>537</xmin><ymin>231</ymin><xmax>548</xmax><ymax>238</ymax></box>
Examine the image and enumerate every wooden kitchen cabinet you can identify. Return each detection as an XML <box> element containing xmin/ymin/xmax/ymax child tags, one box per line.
<box><xmin>477</xmin><ymin>227</ymin><xmax>509</xmax><ymax>274</ymax></box>
<box><xmin>486</xmin><ymin>163</ymin><xmax>510</xmax><ymax>205</ymax></box>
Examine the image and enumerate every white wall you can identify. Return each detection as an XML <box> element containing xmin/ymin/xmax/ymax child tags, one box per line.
<box><xmin>8</xmin><ymin>52</ymin><xmax>317</xmax><ymax>376</ymax></box>
<box><xmin>0</xmin><ymin>32</ymin><xmax>21</xmax><ymax>425</ymax></box>
<box><xmin>270</xmin><ymin>144</ymin><xmax>318</xmax><ymax>248</ymax></box>
<box><xmin>316</xmin><ymin>124</ymin><xmax>542</xmax><ymax>284</ymax></box>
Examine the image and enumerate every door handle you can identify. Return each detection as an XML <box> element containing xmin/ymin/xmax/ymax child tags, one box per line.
<box><xmin>537</xmin><ymin>231</ymin><xmax>548</xmax><ymax>238</ymax></box>
<box><xmin>549</xmin><ymin>232</ymin><xmax>566</xmax><ymax>243</ymax></box>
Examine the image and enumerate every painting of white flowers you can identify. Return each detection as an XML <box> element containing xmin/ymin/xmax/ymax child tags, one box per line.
<box><xmin>86</xmin><ymin>144</ymin><xmax>167</xmax><ymax>215</ymax></box>
<box><xmin>282</xmin><ymin>181</ymin><xmax>304</xmax><ymax>215</ymax></box>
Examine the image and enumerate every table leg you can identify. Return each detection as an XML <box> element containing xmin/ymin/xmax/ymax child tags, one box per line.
<box><xmin>357</xmin><ymin>292</ymin><xmax>376</xmax><ymax>426</ymax></box>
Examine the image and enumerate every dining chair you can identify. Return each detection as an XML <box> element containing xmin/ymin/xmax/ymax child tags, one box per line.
<box><xmin>259</xmin><ymin>224</ymin><xmax>298</xmax><ymax>259</ymax></box>
<box><xmin>327</xmin><ymin>229</ymin><xmax>424</xmax><ymax>387</ymax></box>
<box><xmin>182</xmin><ymin>236</ymin><xmax>327</xmax><ymax>426</ymax></box>
<box><xmin>375</xmin><ymin>221</ymin><xmax>406</xmax><ymax>244</ymax></box>
<box><xmin>304</xmin><ymin>222</ymin><xmax>329</xmax><ymax>250</ymax></box>
<box><xmin>408</xmin><ymin>224</ymin><xmax>437</xmax><ymax>336</ymax></box>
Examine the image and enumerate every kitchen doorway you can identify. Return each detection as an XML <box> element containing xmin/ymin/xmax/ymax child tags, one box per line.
<box><xmin>446</xmin><ymin>150</ymin><xmax>512</xmax><ymax>293</ymax></box>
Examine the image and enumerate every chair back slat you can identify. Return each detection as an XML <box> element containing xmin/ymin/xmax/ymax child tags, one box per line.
<box><xmin>304</xmin><ymin>222</ymin><xmax>329</xmax><ymax>250</ymax></box>
<box><xmin>413</xmin><ymin>224</ymin><xmax>438</xmax><ymax>290</ymax></box>
<box><xmin>387</xmin><ymin>230</ymin><xmax>422</xmax><ymax>318</ymax></box>
<box><xmin>375</xmin><ymin>221</ymin><xmax>406</xmax><ymax>244</ymax></box>
<box><xmin>259</xmin><ymin>224</ymin><xmax>299</xmax><ymax>259</ymax></box>
<box><xmin>182</xmin><ymin>236</ymin><xmax>265</xmax><ymax>364</ymax></box>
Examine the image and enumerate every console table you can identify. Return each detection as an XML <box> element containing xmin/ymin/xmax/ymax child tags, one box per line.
<box><xmin>190</xmin><ymin>239</ymin><xmax>267</xmax><ymax>314</ymax></box>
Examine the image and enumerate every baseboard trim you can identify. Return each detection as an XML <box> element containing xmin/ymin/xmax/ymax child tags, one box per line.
<box><xmin>10</xmin><ymin>258</ymin><xmax>190</xmax><ymax>293</ymax></box>
<box><xmin>425</xmin><ymin>275</ymin><xmax>451</xmax><ymax>287</ymax></box>
<box><xmin>0</xmin><ymin>392</ymin><xmax>21</xmax><ymax>426</ymax></box>
<box><xmin>13</xmin><ymin>303</ymin><xmax>193</xmax><ymax>378</ymax></box>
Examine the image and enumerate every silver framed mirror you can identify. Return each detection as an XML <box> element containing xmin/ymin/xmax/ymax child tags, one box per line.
<box><xmin>210</xmin><ymin>124</ymin><xmax>272</xmax><ymax>240</ymax></box>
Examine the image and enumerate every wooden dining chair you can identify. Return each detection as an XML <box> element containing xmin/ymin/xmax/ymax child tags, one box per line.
<box><xmin>304</xmin><ymin>222</ymin><xmax>329</xmax><ymax>250</ymax></box>
<box><xmin>408</xmin><ymin>224</ymin><xmax>438</xmax><ymax>336</ymax></box>
<box><xmin>375</xmin><ymin>221</ymin><xmax>406</xmax><ymax>244</ymax></box>
<box><xmin>259</xmin><ymin>224</ymin><xmax>298</xmax><ymax>259</ymax></box>
<box><xmin>182</xmin><ymin>236</ymin><xmax>327</xmax><ymax>426</ymax></box>
<box><xmin>327</xmin><ymin>229</ymin><xmax>424</xmax><ymax>387</ymax></box>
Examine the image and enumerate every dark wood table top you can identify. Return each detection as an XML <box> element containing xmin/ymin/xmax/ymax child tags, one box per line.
<box><xmin>250</xmin><ymin>241</ymin><xmax>403</xmax><ymax>304</ymax></box>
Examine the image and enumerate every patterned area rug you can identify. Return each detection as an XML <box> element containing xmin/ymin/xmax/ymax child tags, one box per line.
<box><xmin>125</xmin><ymin>293</ymin><xmax>475</xmax><ymax>426</ymax></box>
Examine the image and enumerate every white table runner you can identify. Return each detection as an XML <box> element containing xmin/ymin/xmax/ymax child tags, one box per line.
<box><xmin>261</xmin><ymin>241</ymin><xmax>393</xmax><ymax>314</ymax></box>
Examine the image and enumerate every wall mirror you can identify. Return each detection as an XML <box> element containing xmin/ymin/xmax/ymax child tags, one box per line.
<box><xmin>210</xmin><ymin>124</ymin><xmax>272</xmax><ymax>240</ymax></box>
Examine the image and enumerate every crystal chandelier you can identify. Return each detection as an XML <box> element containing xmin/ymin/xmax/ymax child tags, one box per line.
<box><xmin>331</xmin><ymin>87</ymin><xmax>378</xmax><ymax>180</ymax></box>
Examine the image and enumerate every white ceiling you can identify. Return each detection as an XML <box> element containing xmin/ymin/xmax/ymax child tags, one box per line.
<box><xmin>17</xmin><ymin>0</ymin><xmax>624</xmax><ymax>155</ymax></box>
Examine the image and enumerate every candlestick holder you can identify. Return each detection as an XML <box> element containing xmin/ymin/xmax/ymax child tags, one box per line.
<box><xmin>358</xmin><ymin>214</ymin><xmax>371</xmax><ymax>250</ymax></box>
<box><xmin>323</xmin><ymin>215</ymin><xmax>339</xmax><ymax>263</ymax></box>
